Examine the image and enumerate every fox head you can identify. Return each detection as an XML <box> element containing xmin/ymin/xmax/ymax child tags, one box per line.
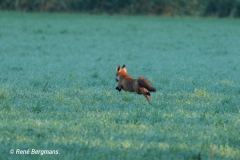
<box><xmin>115</xmin><ymin>64</ymin><xmax>126</xmax><ymax>82</ymax></box>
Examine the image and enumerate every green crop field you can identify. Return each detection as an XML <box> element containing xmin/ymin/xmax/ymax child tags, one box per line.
<box><xmin>0</xmin><ymin>11</ymin><xmax>240</xmax><ymax>160</ymax></box>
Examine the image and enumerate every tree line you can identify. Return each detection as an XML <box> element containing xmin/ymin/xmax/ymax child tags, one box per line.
<box><xmin>1</xmin><ymin>0</ymin><xmax>240</xmax><ymax>17</ymax></box>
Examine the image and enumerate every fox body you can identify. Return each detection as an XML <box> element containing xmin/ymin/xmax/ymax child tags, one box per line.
<box><xmin>115</xmin><ymin>64</ymin><xmax>156</xmax><ymax>103</ymax></box>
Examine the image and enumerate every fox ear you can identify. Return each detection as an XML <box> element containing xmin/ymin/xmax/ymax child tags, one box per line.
<box><xmin>122</xmin><ymin>64</ymin><xmax>127</xmax><ymax>72</ymax></box>
<box><xmin>116</xmin><ymin>65</ymin><xmax>120</xmax><ymax>72</ymax></box>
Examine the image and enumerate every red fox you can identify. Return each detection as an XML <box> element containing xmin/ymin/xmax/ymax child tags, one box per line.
<box><xmin>115</xmin><ymin>64</ymin><xmax>156</xmax><ymax>103</ymax></box>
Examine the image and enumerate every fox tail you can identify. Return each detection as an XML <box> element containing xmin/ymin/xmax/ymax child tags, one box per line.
<box><xmin>138</xmin><ymin>76</ymin><xmax>156</xmax><ymax>92</ymax></box>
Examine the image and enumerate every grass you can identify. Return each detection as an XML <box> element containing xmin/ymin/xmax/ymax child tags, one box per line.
<box><xmin>0</xmin><ymin>11</ymin><xmax>240</xmax><ymax>159</ymax></box>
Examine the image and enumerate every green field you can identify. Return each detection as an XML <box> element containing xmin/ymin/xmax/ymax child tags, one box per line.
<box><xmin>0</xmin><ymin>12</ymin><xmax>240</xmax><ymax>160</ymax></box>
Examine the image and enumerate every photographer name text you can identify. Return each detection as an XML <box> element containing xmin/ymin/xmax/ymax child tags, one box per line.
<box><xmin>10</xmin><ymin>149</ymin><xmax>60</xmax><ymax>155</ymax></box>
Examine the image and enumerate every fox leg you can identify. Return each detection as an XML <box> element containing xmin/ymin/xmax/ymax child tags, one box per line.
<box><xmin>137</xmin><ymin>87</ymin><xmax>151</xmax><ymax>103</ymax></box>
<box><xmin>116</xmin><ymin>84</ymin><xmax>122</xmax><ymax>92</ymax></box>
<box><xmin>143</xmin><ymin>94</ymin><xmax>151</xmax><ymax>103</ymax></box>
<box><xmin>116</xmin><ymin>86</ymin><xmax>121</xmax><ymax>92</ymax></box>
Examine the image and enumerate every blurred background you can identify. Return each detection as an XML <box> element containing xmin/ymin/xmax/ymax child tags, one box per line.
<box><xmin>1</xmin><ymin>0</ymin><xmax>240</xmax><ymax>17</ymax></box>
